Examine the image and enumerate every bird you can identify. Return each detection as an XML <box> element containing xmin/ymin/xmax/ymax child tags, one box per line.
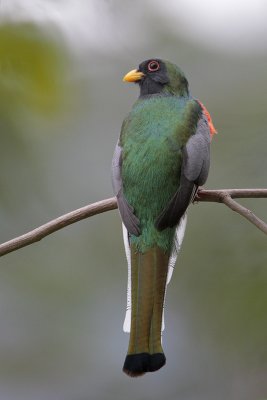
<box><xmin>112</xmin><ymin>58</ymin><xmax>216</xmax><ymax>377</ymax></box>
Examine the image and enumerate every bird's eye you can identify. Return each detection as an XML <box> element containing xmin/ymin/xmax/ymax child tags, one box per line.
<box><xmin>147</xmin><ymin>60</ymin><xmax>160</xmax><ymax>72</ymax></box>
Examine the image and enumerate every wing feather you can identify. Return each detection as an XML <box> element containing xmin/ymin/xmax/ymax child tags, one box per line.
<box><xmin>111</xmin><ymin>142</ymin><xmax>140</xmax><ymax>236</ymax></box>
<box><xmin>156</xmin><ymin>114</ymin><xmax>210</xmax><ymax>231</ymax></box>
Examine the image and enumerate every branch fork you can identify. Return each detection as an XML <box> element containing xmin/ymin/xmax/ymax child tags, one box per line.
<box><xmin>196</xmin><ymin>189</ymin><xmax>267</xmax><ymax>234</ymax></box>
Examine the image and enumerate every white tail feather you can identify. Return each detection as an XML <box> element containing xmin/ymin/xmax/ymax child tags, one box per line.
<box><xmin>122</xmin><ymin>223</ymin><xmax>131</xmax><ymax>332</ymax></box>
<box><xmin>166</xmin><ymin>213</ymin><xmax>187</xmax><ymax>285</ymax></box>
<box><xmin>162</xmin><ymin>213</ymin><xmax>188</xmax><ymax>332</ymax></box>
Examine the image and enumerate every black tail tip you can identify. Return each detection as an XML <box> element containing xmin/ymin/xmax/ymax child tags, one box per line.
<box><xmin>123</xmin><ymin>353</ymin><xmax>150</xmax><ymax>377</ymax></box>
<box><xmin>123</xmin><ymin>353</ymin><xmax>166</xmax><ymax>377</ymax></box>
<box><xmin>149</xmin><ymin>353</ymin><xmax>166</xmax><ymax>372</ymax></box>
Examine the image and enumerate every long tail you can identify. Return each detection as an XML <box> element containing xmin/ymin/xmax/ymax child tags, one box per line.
<box><xmin>123</xmin><ymin>246</ymin><xmax>168</xmax><ymax>377</ymax></box>
<box><xmin>122</xmin><ymin>214</ymin><xmax>187</xmax><ymax>377</ymax></box>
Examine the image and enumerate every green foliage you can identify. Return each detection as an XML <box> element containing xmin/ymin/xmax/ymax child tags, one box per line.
<box><xmin>0</xmin><ymin>22</ymin><xmax>71</xmax><ymax>209</ymax></box>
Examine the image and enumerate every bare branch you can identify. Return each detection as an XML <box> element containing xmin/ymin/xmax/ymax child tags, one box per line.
<box><xmin>196</xmin><ymin>188</ymin><xmax>267</xmax><ymax>234</ymax></box>
<box><xmin>196</xmin><ymin>188</ymin><xmax>267</xmax><ymax>201</ymax></box>
<box><xmin>0</xmin><ymin>198</ymin><xmax>117</xmax><ymax>257</ymax></box>
<box><xmin>0</xmin><ymin>189</ymin><xmax>266</xmax><ymax>258</ymax></box>
<box><xmin>221</xmin><ymin>194</ymin><xmax>267</xmax><ymax>235</ymax></box>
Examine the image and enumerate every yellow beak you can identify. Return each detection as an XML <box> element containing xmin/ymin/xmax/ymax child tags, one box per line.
<box><xmin>123</xmin><ymin>69</ymin><xmax>145</xmax><ymax>83</ymax></box>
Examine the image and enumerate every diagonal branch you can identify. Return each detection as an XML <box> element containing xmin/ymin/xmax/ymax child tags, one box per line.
<box><xmin>220</xmin><ymin>194</ymin><xmax>267</xmax><ymax>235</ymax></box>
<box><xmin>0</xmin><ymin>198</ymin><xmax>117</xmax><ymax>257</ymax></box>
<box><xmin>196</xmin><ymin>188</ymin><xmax>267</xmax><ymax>234</ymax></box>
<box><xmin>0</xmin><ymin>189</ymin><xmax>267</xmax><ymax>258</ymax></box>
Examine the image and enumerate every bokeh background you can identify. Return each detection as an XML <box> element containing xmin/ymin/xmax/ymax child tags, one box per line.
<box><xmin>0</xmin><ymin>1</ymin><xmax>266</xmax><ymax>399</ymax></box>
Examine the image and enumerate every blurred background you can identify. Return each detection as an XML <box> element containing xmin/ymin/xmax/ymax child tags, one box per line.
<box><xmin>0</xmin><ymin>1</ymin><xmax>266</xmax><ymax>399</ymax></box>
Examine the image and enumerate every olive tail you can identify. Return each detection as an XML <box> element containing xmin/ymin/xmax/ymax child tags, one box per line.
<box><xmin>123</xmin><ymin>246</ymin><xmax>169</xmax><ymax>377</ymax></box>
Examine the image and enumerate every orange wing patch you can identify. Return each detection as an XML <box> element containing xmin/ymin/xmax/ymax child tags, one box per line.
<box><xmin>197</xmin><ymin>100</ymin><xmax>217</xmax><ymax>138</ymax></box>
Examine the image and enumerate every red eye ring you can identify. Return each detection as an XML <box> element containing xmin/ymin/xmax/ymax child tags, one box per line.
<box><xmin>148</xmin><ymin>60</ymin><xmax>160</xmax><ymax>72</ymax></box>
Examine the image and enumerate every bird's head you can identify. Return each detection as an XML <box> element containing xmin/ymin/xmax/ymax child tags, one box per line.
<box><xmin>123</xmin><ymin>59</ymin><xmax>189</xmax><ymax>97</ymax></box>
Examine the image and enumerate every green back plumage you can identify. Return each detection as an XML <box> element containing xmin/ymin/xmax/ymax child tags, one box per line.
<box><xmin>120</xmin><ymin>94</ymin><xmax>201</xmax><ymax>253</ymax></box>
<box><xmin>163</xmin><ymin>61</ymin><xmax>189</xmax><ymax>96</ymax></box>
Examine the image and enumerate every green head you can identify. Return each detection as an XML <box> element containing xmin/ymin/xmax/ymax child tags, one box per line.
<box><xmin>123</xmin><ymin>59</ymin><xmax>189</xmax><ymax>97</ymax></box>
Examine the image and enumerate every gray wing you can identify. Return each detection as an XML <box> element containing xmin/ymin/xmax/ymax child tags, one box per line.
<box><xmin>111</xmin><ymin>142</ymin><xmax>140</xmax><ymax>236</ymax></box>
<box><xmin>155</xmin><ymin>115</ymin><xmax>210</xmax><ymax>231</ymax></box>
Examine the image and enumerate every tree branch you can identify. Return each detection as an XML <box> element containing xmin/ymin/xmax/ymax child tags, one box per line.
<box><xmin>1</xmin><ymin>189</ymin><xmax>266</xmax><ymax>257</ymax></box>
<box><xmin>0</xmin><ymin>198</ymin><xmax>117</xmax><ymax>257</ymax></box>
<box><xmin>196</xmin><ymin>188</ymin><xmax>267</xmax><ymax>235</ymax></box>
<box><xmin>221</xmin><ymin>195</ymin><xmax>267</xmax><ymax>234</ymax></box>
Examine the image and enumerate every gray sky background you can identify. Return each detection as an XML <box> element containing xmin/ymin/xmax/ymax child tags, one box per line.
<box><xmin>1</xmin><ymin>0</ymin><xmax>267</xmax><ymax>54</ymax></box>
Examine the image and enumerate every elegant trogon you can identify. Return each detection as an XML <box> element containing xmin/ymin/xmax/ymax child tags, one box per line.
<box><xmin>112</xmin><ymin>59</ymin><xmax>216</xmax><ymax>377</ymax></box>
